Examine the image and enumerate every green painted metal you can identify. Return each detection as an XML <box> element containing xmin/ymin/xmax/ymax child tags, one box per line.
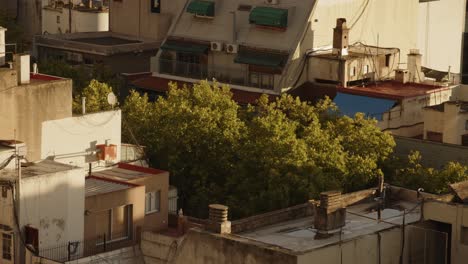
<box><xmin>249</xmin><ymin>6</ymin><xmax>288</xmax><ymax>28</ymax></box>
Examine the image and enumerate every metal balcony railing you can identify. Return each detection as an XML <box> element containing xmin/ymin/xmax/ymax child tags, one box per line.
<box><xmin>158</xmin><ymin>59</ymin><xmax>275</xmax><ymax>90</ymax></box>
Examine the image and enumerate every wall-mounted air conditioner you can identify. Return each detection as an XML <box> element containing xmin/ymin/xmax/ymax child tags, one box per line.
<box><xmin>211</xmin><ymin>42</ymin><xmax>223</xmax><ymax>52</ymax></box>
<box><xmin>265</xmin><ymin>0</ymin><xmax>278</xmax><ymax>5</ymax></box>
<box><xmin>226</xmin><ymin>44</ymin><xmax>238</xmax><ymax>54</ymax></box>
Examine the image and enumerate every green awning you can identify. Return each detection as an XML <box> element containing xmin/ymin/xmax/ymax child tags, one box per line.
<box><xmin>234</xmin><ymin>50</ymin><xmax>287</xmax><ymax>68</ymax></box>
<box><xmin>160</xmin><ymin>41</ymin><xmax>209</xmax><ymax>54</ymax></box>
<box><xmin>186</xmin><ymin>0</ymin><xmax>215</xmax><ymax>17</ymax></box>
<box><xmin>249</xmin><ymin>6</ymin><xmax>288</xmax><ymax>28</ymax></box>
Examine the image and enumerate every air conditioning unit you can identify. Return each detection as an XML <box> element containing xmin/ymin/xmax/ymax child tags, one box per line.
<box><xmin>265</xmin><ymin>0</ymin><xmax>278</xmax><ymax>4</ymax></box>
<box><xmin>226</xmin><ymin>44</ymin><xmax>239</xmax><ymax>54</ymax></box>
<box><xmin>211</xmin><ymin>42</ymin><xmax>223</xmax><ymax>52</ymax></box>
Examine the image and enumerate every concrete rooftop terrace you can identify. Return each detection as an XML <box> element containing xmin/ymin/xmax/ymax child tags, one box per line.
<box><xmin>337</xmin><ymin>81</ymin><xmax>450</xmax><ymax>100</ymax></box>
<box><xmin>35</xmin><ymin>31</ymin><xmax>161</xmax><ymax>56</ymax></box>
<box><xmin>239</xmin><ymin>200</ymin><xmax>420</xmax><ymax>253</ymax></box>
<box><xmin>0</xmin><ymin>160</ymin><xmax>76</xmax><ymax>179</ymax></box>
<box><xmin>85</xmin><ymin>176</ymin><xmax>135</xmax><ymax>197</ymax></box>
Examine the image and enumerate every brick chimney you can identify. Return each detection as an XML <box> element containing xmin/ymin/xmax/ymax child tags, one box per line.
<box><xmin>314</xmin><ymin>191</ymin><xmax>346</xmax><ymax>239</ymax></box>
<box><xmin>207</xmin><ymin>204</ymin><xmax>231</xmax><ymax>234</ymax></box>
<box><xmin>333</xmin><ymin>18</ymin><xmax>349</xmax><ymax>57</ymax></box>
<box><xmin>407</xmin><ymin>49</ymin><xmax>424</xmax><ymax>83</ymax></box>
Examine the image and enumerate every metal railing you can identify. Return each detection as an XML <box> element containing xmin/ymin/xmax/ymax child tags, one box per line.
<box><xmin>158</xmin><ymin>58</ymin><xmax>275</xmax><ymax>90</ymax></box>
<box><xmin>38</xmin><ymin>232</ymin><xmax>133</xmax><ymax>262</ymax></box>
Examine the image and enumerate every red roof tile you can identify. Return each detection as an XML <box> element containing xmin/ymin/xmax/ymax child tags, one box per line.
<box><xmin>30</xmin><ymin>73</ymin><xmax>64</xmax><ymax>81</ymax></box>
<box><xmin>129</xmin><ymin>75</ymin><xmax>278</xmax><ymax>105</ymax></box>
<box><xmin>337</xmin><ymin>81</ymin><xmax>449</xmax><ymax>100</ymax></box>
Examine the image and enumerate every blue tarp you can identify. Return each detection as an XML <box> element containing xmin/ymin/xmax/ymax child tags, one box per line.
<box><xmin>333</xmin><ymin>92</ymin><xmax>397</xmax><ymax>121</ymax></box>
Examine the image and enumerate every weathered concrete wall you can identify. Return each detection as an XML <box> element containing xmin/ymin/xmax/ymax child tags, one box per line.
<box><xmin>297</xmin><ymin>228</ymin><xmax>403</xmax><ymax>264</ymax></box>
<box><xmin>0</xmin><ymin>0</ymin><xmax>18</xmax><ymax>18</ymax></box>
<box><xmin>41</xmin><ymin>110</ymin><xmax>122</xmax><ymax>168</ymax></box>
<box><xmin>0</xmin><ymin>74</ymin><xmax>73</xmax><ymax>161</ymax></box>
<box><xmin>17</xmin><ymin>0</ymin><xmax>43</xmax><ymax>41</ymax></box>
<box><xmin>140</xmin><ymin>231</ymin><xmax>182</xmax><ymax>264</ymax></box>
<box><xmin>20</xmin><ymin>166</ymin><xmax>85</xmax><ymax>250</ymax></box>
<box><xmin>393</xmin><ymin>136</ymin><xmax>468</xmax><ymax>168</ymax></box>
<box><xmin>84</xmin><ymin>185</ymin><xmax>145</xmax><ymax>243</ymax></box>
<box><xmin>42</xmin><ymin>8</ymin><xmax>109</xmax><ymax>34</ymax></box>
<box><xmin>64</xmin><ymin>246</ymin><xmax>144</xmax><ymax>264</ymax></box>
<box><xmin>172</xmin><ymin>229</ymin><xmax>298</xmax><ymax>264</ymax></box>
<box><xmin>128</xmin><ymin>172</ymin><xmax>169</xmax><ymax>233</ymax></box>
<box><xmin>423</xmin><ymin>201</ymin><xmax>468</xmax><ymax>264</ymax></box>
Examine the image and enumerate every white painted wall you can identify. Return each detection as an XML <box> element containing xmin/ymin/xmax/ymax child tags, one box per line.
<box><xmin>41</xmin><ymin>110</ymin><xmax>122</xmax><ymax>168</ymax></box>
<box><xmin>20</xmin><ymin>165</ymin><xmax>85</xmax><ymax>249</ymax></box>
<box><xmin>417</xmin><ymin>0</ymin><xmax>466</xmax><ymax>73</ymax></box>
<box><xmin>42</xmin><ymin>8</ymin><xmax>109</xmax><ymax>34</ymax></box>
<box><xmin>310</xmin><ymin>0</ymin><xmax>419</xmax><ymax>65</ymax></box>
<box><xmin>424</xmin><ymin>102</ymin><xmax>468</xmax><ymax>145</ymax></box>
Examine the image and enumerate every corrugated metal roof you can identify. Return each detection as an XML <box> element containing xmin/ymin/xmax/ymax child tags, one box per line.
<box><xmin>85</xmin><ymin>177</ymin><xmax>132</xmax><ymax>197</ymax></box>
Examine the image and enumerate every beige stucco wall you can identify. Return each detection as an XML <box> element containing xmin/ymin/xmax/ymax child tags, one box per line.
<box><xmin>172</xmin><ymin>229</ymin><xmax>298</xmax><ymax>264</ymax></box>
<box><xmin>109</xmin><ymin>0</ymin><xmax>185</xmax><ymax>40</ymax></box>
<box><xmin>0</xmin><ymin>73</ymin><xmax>73</xmax><ymax>161</ymax></box>
<box><xmin>42</xmin><ymin>8</ymin><xmax>109</xmax><ymax>34</ymax></box>
<box><xmin>423</xmin><ymin>201</ymin><xmax>468</xmax><ymax>264</ymax></box>
<box><xmin>417</xmin><ymin>0</ymin><xmax>466</xmax><ymax>73</ymax></box>
<box><xmin>84</xmin><ymin>185</ymin><xmax>145</xmax><ymax>243</ymax></box>
<box><xmin>379</xmin><ymin>88</ymin><xmax>453</xmax><ymax>137</ymax></box>
<box><xmin>41</xmin><ymin>110</ymin><xmax>122</xmax><ymax>168</ymax></box>
<box><xmin>128</xmin><ymin>172</ymin><xmax>169</xmax><ymax>232</ymax></box>
<box><xmin>310</xmin><ymin>0</ymin><xmax>419</xmax><ymax>66</ymax></box>
<box><xmin>20</xmin><ymin>167</ymin><xmax>85</xmax><ymax>250</ymax></box>
<box><xmin>424</xmin><ymin>103</ymin><xmax>468</xmax><ymax>145</ymax></box>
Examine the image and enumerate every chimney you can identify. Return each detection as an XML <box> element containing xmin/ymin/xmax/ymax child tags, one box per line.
<box><xmin>407</xmin><ymin>49</ymin><xmax>424</xmax><ymax>83</ymax></box>
<box><xmin>14</xmin><ymin>54</ymin><xmax>31</xmax><ymax>85</ymax></box>
<box><xmin>333</xmin><ymin>18</ymin><xmax>349</xmax><ymax>57</ymax></box>
<box><xmin>0</xmin><ymin>27</ymin><xmax>6</xmax><ymax>66</ymax></box>
<box><xmin>207</xmin><ymin>204</ymin><xmax>231</xmax><ymax>234</ymax></box>
<box><xmin>314</xmin><ymin>191</ymin><xmax>346</xmax><ymax>239</ymax></box>
<box><xmin>395</xmin><ymin>69</ymin><xmax>409</xmax><ymax>84</ymax></box>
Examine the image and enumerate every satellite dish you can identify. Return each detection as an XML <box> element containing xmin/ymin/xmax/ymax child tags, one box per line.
<box><xmin>107</xmin><ymin>92</ymin><xmax>117</xmax><ymax>107</ymax></box>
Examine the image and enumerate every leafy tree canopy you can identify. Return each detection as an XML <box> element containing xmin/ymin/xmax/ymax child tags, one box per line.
<box><xmin>123</xmin><ymin>81</ymin><xmax>396</xmax><ymax>218</ymax></box>
<box><xmin>73</xmin><ymin>79</ymin><xmax>116</xmax><ymax>114</ymax></box>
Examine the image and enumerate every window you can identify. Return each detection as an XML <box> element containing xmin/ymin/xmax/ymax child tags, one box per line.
<box><xmin>2</xmin><ymin>186</ymin><xmax>7</xmax><ymax>198</ymax></box>
<box><xmin>238</xmin><ymin>4</ymin><xmax>252</xmax><ymax>12</ymax></box>
<box><xmin>385</xmin><ymin>54</ymin><xmax>391</xmax><ymax>67</ymax></box>
<box><xmin>465</xmin><ymin>120</ymin><xmax>468</xmax><ymax>130</ymax></box>
<box><xmin>363</xmin><ymin>65</ymin><xmax>369</xmax><ymax>74</ymax></box>
<box><xmin>145</xmin><ymin>191</ymin><xmax>161</xmax><ymax>214</ymax></box>
<box><xmin>2</xmin><ymin>233</ymin><xmax>12</xmax><ymax>260</ymax></box>
<box><xmin>350</xmin><ymin>66</ymin><xmax>356</xmax><ymax>77</ymax></box>
<box><xmin>56</xmin><ymin>16</ymin><xmax>60</xmax><ymax>24</ymax></box>
<box><xmin>151</xmin><ymin>0</ymin><xmax>161</xmax><ymax>13</ymax></box>
<box><xmin>426</xmin><ymin>131</ymin><xmax>443</xmax><ymax>143</ymax></box>
<box><xmin>462</xmin><ymin>226</ymin><xmax>468</xmax><ymax>244</ymax></box>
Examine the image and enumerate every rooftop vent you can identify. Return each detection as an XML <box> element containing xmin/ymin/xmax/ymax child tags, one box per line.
<box><xmin>333</xmin><ymin>18</ymin><xmax>349</xmax><ymax>57</ymax></box>
<box><xmin>314</xmin><ymin>191</ymin><xmax>346</xmax><ymax>239</ymax></box>
<box><xmin>207</xmin><ymin>204</ymin><xmax>231</xmax><ymax>234</ymax></box>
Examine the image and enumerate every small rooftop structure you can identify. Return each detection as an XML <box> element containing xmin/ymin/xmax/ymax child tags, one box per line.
<box><xmin>91</xmin><ymin>163</ymin><xmax>166</xmax><ymax>182</ymax></box>
<box><xmin>425</xmin><ymin>100</ymin><xmax>468</xmax><ymax>113</ymax></box>
<box><xmin>85</xmin><ymin>176</ymin><xmax>136</xmax><ymax>197</ymax></box>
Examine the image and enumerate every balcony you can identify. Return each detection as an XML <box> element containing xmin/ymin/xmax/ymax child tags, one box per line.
<box><xmin>158</xmin><ymin>59</ymin><xmax>275</xmax><ymax>90</ymax></box>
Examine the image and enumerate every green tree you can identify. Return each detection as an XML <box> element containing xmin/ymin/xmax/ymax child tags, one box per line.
<box><xmin>387</xmin><ymin>151</ymin><xmax>468</xmax><ymax>194</ymax></box>
<box><xmin>73</xmin><ymin>79</ymin><xmax>115</xmax><ymax>114</ymax></box>
<box><xmin>122</xmin><ymin>83</ymin><xmax>397</xmax><ymax>219</ymax></box>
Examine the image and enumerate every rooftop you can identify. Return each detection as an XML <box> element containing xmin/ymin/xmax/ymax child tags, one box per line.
<box><xmin>129</xmin><ymin>75</ymin><xmax>278</xmax><ymax>105</ymax></box>
<box><xmin>35</xmin><ymin>32</ymin><xmax>160</xmax><ymax>56</ymax></box>
<box><xmin>337</xmin><ymin>81</ymin><xmax>449</xmax><ymax>100</ymax></box>
<box><xmin>310</xmin><ymin>44</ymin><xmax>399</xmax><ymax>60</ymax></box>
<box><xmin>0</xmin><ymin>160</ymin><xmax>76</xmax><ymax>180</ymax></box>
<box><xmin>85</xmin><ymin>176</ymin><xmax>136</xmax><ymax>197</ymax></box>
<box><xmin>91</xmin><ymin>163</ymin><xmax>167</xmax><ymax>182</ymax></box>
<box><xmin>239</xmin><ymin>199</ymin><xmax>420</xmax><ymax>253</ymax></box>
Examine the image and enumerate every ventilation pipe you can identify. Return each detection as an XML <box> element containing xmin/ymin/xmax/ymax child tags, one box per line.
<box><xmin>14</xmin><ymin>54</ymin><xmax>30</xmax><ymax>85</ymax></box>
<box><xmin>207</xmin><ymin>204</ymin><xmax>231</xmax><ymax>234</ymax></box>
<box><xmin>407</xmin><ymin>49</ymin><xmax>424</xmax><ymax>83</ymax></box>
<box><xmin>314</xmin><ymin>191</ymin><xmax>346</xmax><ymax>239</ymax></box>
<box><xmin>333</xmin><ymin>18</ymin><xmax>349</xmax><ymax>57</ymax></box>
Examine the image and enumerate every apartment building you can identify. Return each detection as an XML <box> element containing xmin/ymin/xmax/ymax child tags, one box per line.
<box><xmin>42</xmin><ymin>0</ymin><xmax>109</xmax><ymax>35</ymax></box>
<box><xmin>129</xmin><ymin>0</ymin><xmax>419</xmax><ymax>98</ymax></box>
<box><xmin>424</xmin><ymin>101</ymin><xmax>468</xmax><ymax>146</ymax></box>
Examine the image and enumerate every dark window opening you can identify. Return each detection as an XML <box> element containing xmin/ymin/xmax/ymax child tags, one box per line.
<box><xmin>2</xmin><ymin>233</ymin><xmax>12</xmax><ymax>260</ymax></box>
<box><xmin>385</xmin><ymin>54</ymin><xmax>391</xmax><ymax>67</ymax></box>
<box><xmin>427</xmin><ymin>131</ymin><xmax>443</xmax><ymax>142</ymax></box>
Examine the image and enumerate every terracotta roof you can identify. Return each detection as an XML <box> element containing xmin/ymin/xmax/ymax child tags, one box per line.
<box><xmin>92</xmin><ymin>163</ymin><xmax>167</xmax><ymax>182</ymax></box>
<box><xmin>129</xmin><ymin>75</ymin><xmax>278</xmax><ymax>105</ymax></box>
<box><xmin>337</xmin><ymin>81</ymin><xmax>448</xmax><ymax>101</ymax></box>
<box><xmin>30</xmin><ymin>73</ymin><xmax>64</xmax><ymax>81</ymax></box>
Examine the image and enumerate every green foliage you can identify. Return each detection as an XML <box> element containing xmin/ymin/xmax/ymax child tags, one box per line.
<box><xmin>122</xmin><ymin>82</ymin><xmax>396</xmax><ymax>219</ymax></box>
<box><xmin>72</xmin><ymin>80</ymin><xmax>115</xmax><ymax>114</ymax></box>
<box><xmin>386</xmin><ymin>151</ymin><xmax>468</xmax><ymax>194</ymax></box>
